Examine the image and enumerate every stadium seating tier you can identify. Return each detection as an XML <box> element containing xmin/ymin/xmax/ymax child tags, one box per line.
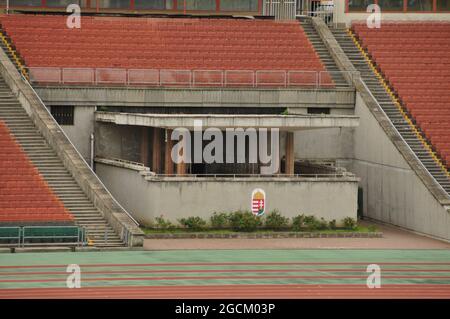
<box><xmin>0</xmin><ymin>15</ymin><xmax>329</xmax><ymax>74</ymax></box>
<box><xmin>0</xmin><ymin>120</ymin><xmax>74</xmax><ymax>225</ymax></box>
<box><xmin>352</xmin><ymin>21</ymin><xmax>450</xmax><ymax>168</ymax></box>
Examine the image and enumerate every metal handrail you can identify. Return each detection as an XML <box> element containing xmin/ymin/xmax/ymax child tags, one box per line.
<box><xmin>0</xmin><ymin>226</ymin><xmax>86</xmax><ymax>247</ymax></box>
<box><xmin>21</xmin><ymin>226</ymin><xmax>82</xmax><ymax>247</ymax></box>
<box><xmin>360</xmin><ymin>79</ymin><xmax>450</xmax><ymax>198</ymax></box>
<box><xmin>19</xmin><ymin>72</ymin><xmax>141</xmax><ymax>226</ymax></box>
<box><xmin>0</xmin><ymin>227</ymin><xmax>21</xmax><ymax>247</ymax></box>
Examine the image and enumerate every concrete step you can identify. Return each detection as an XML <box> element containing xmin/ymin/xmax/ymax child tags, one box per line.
<box><xmin>334</xmin><ymin>30</ymin><xmax>450</xmax><ymax>196</ymax></box>
<box><xmin>0</xmin><ymin>73</ymin><xmax>125</xmax><ymax>246</ymax></box>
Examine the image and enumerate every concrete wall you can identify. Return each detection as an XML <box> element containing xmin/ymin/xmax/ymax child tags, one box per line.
<box><xmin>96</xmin><ymin>116</ymin><xmax>356</xmax><ymax>168</ymax></box>
<box><xmin>95</xmin><ymin>122</ymin><xmax>142</xmax><ymax>162</ymax></box>
<box><xmin>39</xmin><ymin>86</ymin><xmax>357</xmax><ymax>166</ymax></box>
<box><xmin>35</xmin><ymin>86</ymin><xmax>355</xmax><ymax>108</ymax></box>
<box><xmin>95</xmin><ymin>161</ymin><xmax>358</xmax><ymax>226</ymax></box>
<box><xmin>352</xmin><ymin>93</ymin><xmax>450</xmax><ymax>241</ymax></box>
<box><xmin>51</xmin><ymin>105</ymin><xmax>95</xmax><ymax>163</ymax></box>
<box><xmin>294</xmin><ymin>127</ymin><xmax>354</xmax><ymax>162</ymax></box>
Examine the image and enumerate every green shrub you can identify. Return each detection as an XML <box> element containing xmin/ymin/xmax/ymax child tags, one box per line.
<box><xmin>210</xmin><ymin>212</ymin><xmax>230</xmax><ymax>229</ymax></box>
<box><xmin>303</xmin><ymin>215</ymin><xmax>320</xmax><ymax>230</ymax></box>
<box><xmin>342</xmin><ymin>217</ymin><xmax>357</xmax><ymax>230</ymax></box>
<box><xmin>264</xmin><ymin>210</ymin><xmax>289</xmax><ymax>230</ymax></box>
<box><xmin>154</xmin><ymin>215</ymin><xmax>174</xmax><ymax>229</ymax></box>
<box><xmin>292</xmin><ymin>214</ymin><xmax>306</xmax><ymax>231</ymax></box>
<box><xmin>229</xmin><ymin>210</ymin><xmax>263</xmax><ymax>232</ymax></box>
<box><xmin>368</xmin><ymin>225</ymin><xmax>377</xmax><ymax>232</ymax></box>
<box><xmin>329</xmin><ymin>219</ymin><xmax>337</xmax><ymax>230</ymax></box>
<box><xmin>178</xmin><ymin>216</ymin><xmax>207</xmax><ymax>231</ymax></box>
<box><xmin>317</xmin><ymin>218</ymin><xmax>329</xmax><ymax>230</ymax></box>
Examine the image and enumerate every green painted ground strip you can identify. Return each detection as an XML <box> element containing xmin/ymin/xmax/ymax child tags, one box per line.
<box><xmin>1</xmin><ymin>250</ymin><xmax>450</xmax><ymax>266</ymax></box>
<box><xmin>0</xmin><ymin>250</ymin><xmax>450</xmax><ymax>289</ymax></box>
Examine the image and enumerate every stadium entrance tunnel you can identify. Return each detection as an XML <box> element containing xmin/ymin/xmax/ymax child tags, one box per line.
<box><xmin>92</xmin><ymin>111</ymin><xmax>360</xmax><ymax>225</ymax></box>
<box><xmin>94</xmin><ymin>111</ymin><xmax>359</xmax><ymax>176</ymax></box>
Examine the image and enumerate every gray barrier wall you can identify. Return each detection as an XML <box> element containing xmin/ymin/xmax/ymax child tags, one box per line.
<box><xmin>353</xmin><ymin>93</ymin><xmax>450</xmax><ymax>241</ymax></box>
<box><xmin>95</xmin><ymin>161</ymin><xmax>359</xmax><ymax>226</ymax></box>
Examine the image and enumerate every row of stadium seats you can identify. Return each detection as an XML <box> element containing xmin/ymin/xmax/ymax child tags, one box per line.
<box><xmin>0</xmin><ymin>120</ymin><xmax>74</xmax><ymax>224</ymax></box>
<box><xmin>7</xmin><ymin>29</ymin><xmax>307</xmax><ymax>40</ymax></box>
<box><xmin>11</xmin><ymin>35</ymin><xmax>308</xmax><ymax>46</ymax></box>
<box><xmin>25</xmin><ymin>61</ymin><xmax>323</xmax><ymax>70</ymax></box>
<box><xmin>0</xmin><ymin>14</ymin><xmax>332</xmax><ymax>87</ymax></box>
<box><xmin>353</xmin><ymin>21</ymin><xmax>450</xmax><ymax>168</ymax></box>
<box><xmin>353</xmin><ymin>22</ymin><xmax>450</xmax><ymax>31</ymax></box>
<box><xmin>18</xmin><ymin>49</ymin><xmax>319</xmax><ymax>59</ymax></box>
<box><xmin>1</xmin><ymin>15</ymin><xmax>302</xmax><ymax>31</ymax></box>
<box><xmin>364</xmin><ymin>44</ymin><xmax>450</xmax><ymax>51</ymax></box>
<box><xmin>374</xmin><ymin>57</ymin><xmax>450</xmax><ymax>65</ymax></box>
<box><xmin>0</xmin><ymin>213</ymin><xmax>73</xmax><ymax>222</ymax></box>
<box><xmin>363</xmin><ymin>38</ymin><xmax>450</xmax><ymax>45</ymax></box>
<box><xmin>13</xmin><ymin>42</ymin><xmax>308</xmax><ymax>52</ymax></box>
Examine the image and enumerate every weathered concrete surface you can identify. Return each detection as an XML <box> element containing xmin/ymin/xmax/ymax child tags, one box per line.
<box><xmin>311</xmin><ymin>18</ymin><xmax>450</xmax><ymax>241</ymax></box>
<box><xmin>95</xmin><ymin>160</ymin><xmax>359</xmax><ymax>226</ymax></box>
<box><xmin>95</xmin><ymin>122</ymin><xmax>143</xmax><ymax>163</ymax></box>
<box><xmin>0</xmin><ymin>49</ymin><xmax>144</xmax><ymax>247</ymax></box>
<box><xmin>311</xmin><ymin>17</ymin><xmax>358</xmax><ymax>87</ymax></box>
<box><xmin>313</xmin><ymin>17</ymin><xmax>450</xmax><ymax>205</ymax></box>
<box><xmin>353</xmin><ymin>92</ymin><xmax>450</xmax><ymax>241</ymax></box>
<box><xmin>35</xmin><ymin>86</ymin><xmax>356</xmax><ymax>109</ymax></box>
<box><xmin>51</xmin><ymin>105</ymin><xmax>95</xmax><ymax>162</ymax></box>
<box><xmin>294</xmin><ymin>127</ymin><xmax>354</xmax><ymax>162</ymax></box>
<box><xmin>94</xmin><ymin>111</ymin><xmax>359</xmax><ymax>130</ymax></box>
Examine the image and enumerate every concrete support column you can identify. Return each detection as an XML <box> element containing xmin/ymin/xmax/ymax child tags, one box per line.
<box><xmin>164</xmin><ymin>129</ymin><xmax>174</xmax><ymax>175</ymax></box>
<box><xmin>285</xmin><ymin>131</ymin><xmax>294</xmax><ymax>175</ymax></box>
<box><xmin>176</xmin><ymin>133</ymin><xmax>187</xmax><ymax>176</ymax></box>
<box><xmin>140</xmin><ymin>127</ymin><xmax>149</xmax><ymax>167</ymax></box>
<box><xmin>152</xmin><ymin>127</ymin><xmax>161</xmax><ymax>174</ymax></box>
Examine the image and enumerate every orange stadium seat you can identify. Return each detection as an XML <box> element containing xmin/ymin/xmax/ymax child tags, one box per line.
<box><xmin>0</xmin><ymin>120</ymin><xmax>74</xmax><ymax>225</ymax></box>
<box><xmin>0</xmin><ymin>14</ymin><xmax>333</xmax><ymax>88</ymax></box>
<box><xmin>352</xmin><ymin>21</ymin><xmax>450</xmax><ymax>168</ymax></box>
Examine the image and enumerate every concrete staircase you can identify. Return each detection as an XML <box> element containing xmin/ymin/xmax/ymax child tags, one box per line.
<box><xmin>0</xmin><ymin>32</ymin><xmax>26</xmax><ymax>76</ymax></box>
<box><xmin>331</xmin><ymin>28</ymin><xmax>450</xmax><ymax>195</ymax></box>
<box><xmin>0</xmin><ymin>78</ymin><xmax>125</xmax><ymax>247</ymax></box>
<box><xmin>300</xmin><ymin>19</ymin><xmax>348</xmax><ymax>88</ymax></box>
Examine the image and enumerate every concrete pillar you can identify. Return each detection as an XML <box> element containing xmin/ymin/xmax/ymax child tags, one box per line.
<box><xmin>152</xmin><ymin>128</ymin><xmax>161</xmax><ymax>174</ymax></box>
<box><xmin>285</xmin><ymin>131</ymin><xmax>294</xmax><ymax>175</ymax></box>
<box><xmin>164</xmin><ymin>129</ymin><xmax>174</xmax><ymax>175</ymax></box>
<box><xmin>140</xmin><ymin>127</ymin><xmax>149</xmax><ymax>167</ymax></box>
<box><xmin>176</xmin><ymin>134</ymin><xmax>187</xmax><ymax>176</ymax></box>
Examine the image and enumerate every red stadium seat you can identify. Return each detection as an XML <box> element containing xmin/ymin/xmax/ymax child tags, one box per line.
<box><xmin>0</xmin><ymin>14</ymin><xmax>333</xmax><ymax>88</ymax></box>
<box><xmin>0</xmin><ymin>120</ymin><xmax>74</xmax><ymax>225</ymax></box>
<box><xmin>353</xmin><ymin>21</ymin><xmax>450</xmax><ymax>168</ymax></box>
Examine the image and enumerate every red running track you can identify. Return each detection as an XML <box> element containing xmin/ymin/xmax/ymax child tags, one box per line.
<box><xmin>1</xmin><ymin>284</ymin><xmax>450</xmax><ymax>299</ymax></box>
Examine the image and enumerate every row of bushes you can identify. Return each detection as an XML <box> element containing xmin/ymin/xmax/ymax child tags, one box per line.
<box><xmin>150</xmin><ymin>211</ymin><xmax>360</xmax><ymax>232</ymax></box>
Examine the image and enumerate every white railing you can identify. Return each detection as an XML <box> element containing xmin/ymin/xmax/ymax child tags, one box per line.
<box><xmin>299</xmin><ymin>0</ymin><xmax>336</xmax><ymax>27</ymax></box>
<box><xmin>263</xmin><ymin>0</ymin><xmax>297</xmax><ymax>21</ymax></box>
<box><xmin>0</xmin><ymin>226</ymin><xmax>86</xmax><ymax>248</ymax></box>
<box><xmin>27</xmin><ymin>67</ymin><xmax>355</xmax><ymax>89</ymax></box>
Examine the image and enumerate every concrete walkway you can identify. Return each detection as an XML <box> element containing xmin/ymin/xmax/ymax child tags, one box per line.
<box><xmin>144</xmin><ymin>222</ymin><xmax>450</xmax><ymax>250</ymax></box>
